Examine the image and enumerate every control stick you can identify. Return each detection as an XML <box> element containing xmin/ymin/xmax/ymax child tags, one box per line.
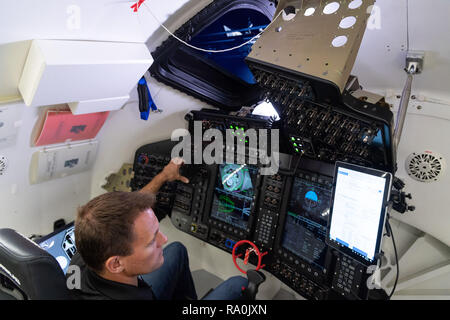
<box><xmin>242</xmin><ymin>270</ymin><xmax>266</xmax><ymax>300</ymax></box>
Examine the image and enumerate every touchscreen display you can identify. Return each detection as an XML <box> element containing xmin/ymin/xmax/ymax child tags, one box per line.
<box><xmin>329</xmin><ymin>166</ymin><xmax>388</xmax><ymax>263</ymax></box>
<box><xmin>210</xmin><ymin>163</ymin><xmax>258</xmax><ymax>230</ymax></box>
<box><xmin>37</xmin><ymin>224</ymin><xmax>76</xmax><ymax>274</ymax></box>
<box><xmin>281</xmin><ymin>178</ymin><xmax>331</xmax><ymax>271</ymax></box>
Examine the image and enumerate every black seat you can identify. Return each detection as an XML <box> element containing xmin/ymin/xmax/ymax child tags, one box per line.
<box><xmin>0</xmin><ymin>228</ymin><xmax>71</xmax><ymax>300</ymax></box>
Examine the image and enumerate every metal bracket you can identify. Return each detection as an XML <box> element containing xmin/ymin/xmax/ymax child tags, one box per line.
<box><xmin>406</xmin><ymin>51</ymin><xmax>425</xmax><ymax>74</ymax></box>
<box><xmin>102</xmin><ymin>163</ymin><xmax>134</xmax><ymax>192</ymax></box>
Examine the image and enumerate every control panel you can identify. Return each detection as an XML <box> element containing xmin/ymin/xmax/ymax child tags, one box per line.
<box><xmin>247</xmin><ymin>63</ymin><xmax>395</xmax><ymax>172</ymax></box>
<box><xmin>330</xmin><ymin>251</ymin><xmax>368</xmax><ymax>299</ymax></box>
<box><xmin>253</xmin><ymin>173</ymin><xmax>285</xmax><ymax>250</ymax></box>
<box><xmin>171</xmin><ymin>165</ymin><xmax>213</xmax><ymax>241</ymax></box>
<box><xmin>186</xmin><ymin>109</ymin><xmax>276</xmax><ymax>153</ymax></box>
<box><xmin>130</xmin><ymin>140</ymin><xmax>179</xmax><ymax>221</ymax></box>
<box><xmin>130</xmin><ymin>139</ymin><xmax>374</xmax><ymax>300</ymax></box>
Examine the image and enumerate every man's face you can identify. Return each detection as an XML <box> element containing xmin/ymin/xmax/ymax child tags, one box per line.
<box><xmin>121</xmin><ymin>208</ymin><xmax>168</xmax><ymax>276</ymax></box>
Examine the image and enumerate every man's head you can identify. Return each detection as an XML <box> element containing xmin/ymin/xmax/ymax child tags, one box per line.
<box><xmin>75</xmin><ymin>192</ymin><xmax>168</xmax><ymax>278</ymax></box>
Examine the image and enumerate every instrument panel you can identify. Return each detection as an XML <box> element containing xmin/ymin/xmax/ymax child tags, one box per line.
<box><xmin>131</xmin><ymin>140</ymin><xmax>372</xmax><ymax>300</ymax></box>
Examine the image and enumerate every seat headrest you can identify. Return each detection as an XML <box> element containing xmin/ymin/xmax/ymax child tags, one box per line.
<box><xmin>0</xmin><ymin>228</ymin><xmax>72</xmax><ymax>300</ymax></box>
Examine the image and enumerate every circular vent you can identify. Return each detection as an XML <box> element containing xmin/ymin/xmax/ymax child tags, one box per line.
<box><xmin>406</xmin><ymin>151</ymin><xmax>446</xmax><ymax>182</ymax></box>
<box><xmin>0</xmin><ymin>156</ymin><xmax>8</xmax><ymax>176</ymax></box>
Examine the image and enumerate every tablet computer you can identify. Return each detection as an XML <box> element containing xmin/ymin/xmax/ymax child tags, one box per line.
<box><xmin>35</xmin><ymin>222</ymin><xmax>76</xmax><ymax>274</ymax></box>
<box><xmin>326</xmin><ymin>162</ymin><xmax>392</xmax><ymax>266</ymax></box>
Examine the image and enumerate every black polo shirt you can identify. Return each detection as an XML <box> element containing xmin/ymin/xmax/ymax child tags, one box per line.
<box><xmin>67</xmin><ymin>253</ymin><xmax>155</xmax><ymax>300</ymax></box>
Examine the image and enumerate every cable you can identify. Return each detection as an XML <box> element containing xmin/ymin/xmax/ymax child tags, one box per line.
<box><xmin>406</xmin><ymin>0</ymin><xmax>410</xmax><ymax>52</ymax></box>
<box><xmin>385</xmin><ymin>217</ymin><xmax>399</xmax><ymax>299</ymax></box>
<box><xmin>142</xmin><ymin>2</ymin><xmax>284</xmax><ymax>53</ymax></box>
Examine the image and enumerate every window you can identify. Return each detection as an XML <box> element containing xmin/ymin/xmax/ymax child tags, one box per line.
<box><xmin>150</xmin><ymin>0</ymin><xmax>276</xmax><ymax>110</ymax></box>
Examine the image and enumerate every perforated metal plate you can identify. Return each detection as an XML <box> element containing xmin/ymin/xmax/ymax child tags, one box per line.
<box><xmin>248</xmin><ymin>0</ymin><xmax>375</xmax><ymax>93</ymax></box>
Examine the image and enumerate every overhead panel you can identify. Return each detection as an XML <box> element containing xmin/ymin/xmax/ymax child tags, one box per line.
<box><xmin>247</xmin><ymin>0</ymin><xmax>375</xmax><ymax>97</ymax></box>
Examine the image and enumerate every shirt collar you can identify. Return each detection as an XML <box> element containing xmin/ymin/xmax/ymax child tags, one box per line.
<box><xmin>86</xmin><ymin>268</ymin><xmax>155</xmax><ymax>300</ymax></box>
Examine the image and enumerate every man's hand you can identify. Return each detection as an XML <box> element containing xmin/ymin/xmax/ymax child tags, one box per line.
<box><xmin>160</xmin><ymin>158</ymin><xmax>189</xmax><ymax>184</ymax></box>
<box><xmin>139</xmin><ymin>157</ymin><xmax>189</xmax><ymax>195</ymax></box>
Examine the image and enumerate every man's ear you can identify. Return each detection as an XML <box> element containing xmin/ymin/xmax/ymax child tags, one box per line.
<box><xmin>104</xmin><ymin>256</ymin><xmax>125</xmax><ymax>274</ymax></box>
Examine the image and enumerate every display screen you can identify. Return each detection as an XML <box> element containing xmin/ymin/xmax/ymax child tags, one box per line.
<box><xmin>329</xmin><ymin>166</ymin><xmax>389</xmax><ymax>263</ymax></box>
<box><xmin>281</xmin><ymin>178</ymin><xmax>331</xmax><ymax>271</ymax></box>
<box><xmin>37</xmin><ymin>223</ymin><xmax>76</xmax><ymax>274</ymax></box>
<box><xmin>210</xmin><ymin>163</ymin><xmax>258</xmax><ymax>230</ymax></box>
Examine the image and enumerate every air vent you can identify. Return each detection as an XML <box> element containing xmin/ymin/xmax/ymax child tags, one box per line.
<box><xmin>406</xmin><ymin>151</ymin><xmax>445</xmax><ymax>182</ymax></box>
<box><xmin>0</xmin><ymin>156</ymin><xmax>7</xmax><ymax>175</ymax></box>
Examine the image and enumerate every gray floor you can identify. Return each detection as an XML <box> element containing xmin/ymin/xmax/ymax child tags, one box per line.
<box><xmin>191</xmin><ymin>269</ymin><xmax>224</xmax><ymax>299</ymax></box>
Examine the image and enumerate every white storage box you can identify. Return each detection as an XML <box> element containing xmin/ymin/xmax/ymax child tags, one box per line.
<box><xmin>18</xmin><ymin>40</ymin><xmax>153</xmax><ymax>107</ymax></box>
<box><xmin>68</xmin><ymin>95</ymin><xmax>130</xmax><ymax>115</ymax></box>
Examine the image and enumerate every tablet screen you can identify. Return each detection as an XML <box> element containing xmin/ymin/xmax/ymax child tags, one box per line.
<box><xmin>36</xmin><ymin>223</ymin><xmax>76</xmax><ymax>274</ymax></box>
<box><xmin>328</xmin><ymin>162</ymin><xmax>392</xmax><ymax>265</ymax></box>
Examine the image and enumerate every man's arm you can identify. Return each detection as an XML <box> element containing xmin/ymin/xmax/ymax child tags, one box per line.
<box><xmin>139</xmin><ymin>158</ymin><xmax>189</xmax><ymax>195</ymax></box>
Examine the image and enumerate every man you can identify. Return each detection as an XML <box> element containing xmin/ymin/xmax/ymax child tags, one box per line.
<box><xmin>68</xmin><ymin>159</ymin><xmax>248</xmax><ymax>300</ymax></box>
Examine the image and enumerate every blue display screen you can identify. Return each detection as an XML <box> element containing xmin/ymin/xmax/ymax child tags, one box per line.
<box><xmin>281</xmin><ymin>178</ymin><xmax>332</xmax><ymax>270</ymax></box>
<box><xmin>37</xmin><ymin>224</ymin><xmax>76</xmax><ymax>274</ymax></box>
